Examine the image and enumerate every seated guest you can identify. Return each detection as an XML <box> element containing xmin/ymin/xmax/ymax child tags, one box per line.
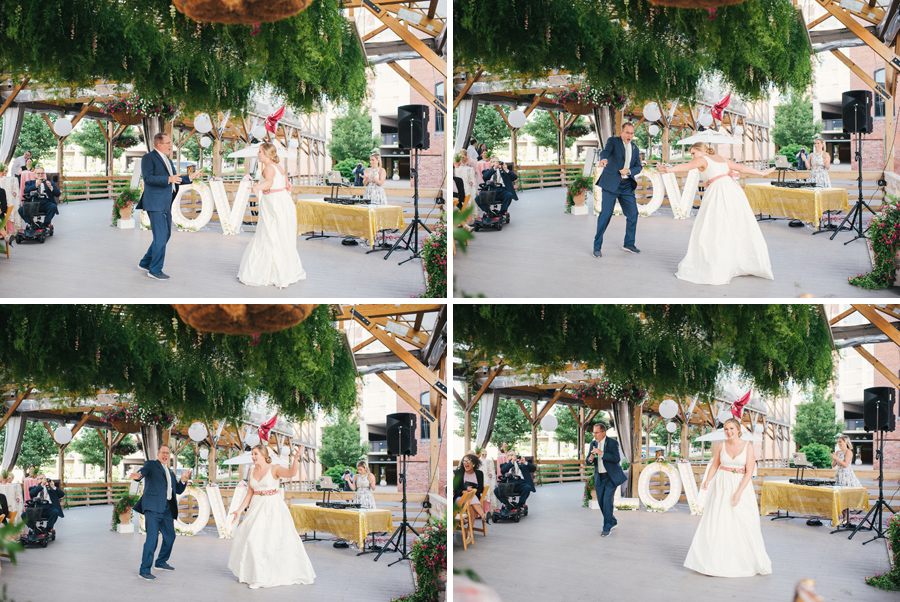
<box><xmin>27</xmin><ymin>474</ymin><xmax>65</xmax><ymax>532</ymax></box>
<box><xmin>454</xmin><ymin>453</ymin><xmax>485</xmax><ymax>519</ymax></box>
<box><xmin>831</xmin><ymin>435</ymin><xmax>862</xmax><ymax>524</ymax></box>
<box><xmin>10</xmin><ymin>151</ymin><xmax>31</xmax><ymax>184</ymax></box>
<box><xmin>0</xmin><ymin>493</ymin><xmax>9</xmax><ymax>524</ymax></box>
<box><xmin>495</xmin><ymin>453</ymin><xmax>536</xmax><ymax>509</ymax></box>
<box><xmin>479</xmin><ymin>157</ymin><xmax>518</xmax><ymax>220</ymax></box>
<box><xmin>19</xmin><ymin>166</ymin><xmax>60</xmax><ymax>231</ymax></box>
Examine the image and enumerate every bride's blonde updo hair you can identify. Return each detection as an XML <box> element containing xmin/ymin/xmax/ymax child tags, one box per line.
<box><xmin>252</xmin><ymin>444</ymin><xmax>272</xmax><ymax>464</ymax></box>
<box><xmin>723</xmin><ymin>417</ymin><xmax>742</xmax><ymax>435</ymax></box>
<box><xmin>260</xmin><ymin>142</ymin><xmax>279</xmax><ymax>163</ymax></box>
<box><xmin>690</xmin><ymin>142</ymin><xmax>715</xmax><ymax>155</ymax></box>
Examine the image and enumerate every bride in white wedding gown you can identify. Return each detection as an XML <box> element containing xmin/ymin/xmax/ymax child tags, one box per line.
<box><xmin>660</xmin><ymin>143</ymin><xmax>776</xmax><ymax>285</ymax></box>
<box><xmin>237</xmin><ymin>142</ymin><xmax>307</xmax><ymax>288</ymax></box>
<box><xmin>684</xmin><ymin>418</ymin><xmax>772</xmax><ymax>578</ymax></box>
<box><xmin>228</xmin><ymin>445</ymin><xmax>315</xmax><ymax>589</ymax></box>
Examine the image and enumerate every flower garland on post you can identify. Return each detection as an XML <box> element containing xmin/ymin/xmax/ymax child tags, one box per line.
<box><xmin>849</xmin><ymin>194</ymin><xmax>900</xmax><ymax>290</ymax></box>
<box><xmin>419</xmin><ymin>216</ymin><xmax>447</xmax><ymax>298</ymax></box>
<box><xmin>392</xmin><ymin>516</ymin><xmax>447</xmax><ymax>602</ymax></box>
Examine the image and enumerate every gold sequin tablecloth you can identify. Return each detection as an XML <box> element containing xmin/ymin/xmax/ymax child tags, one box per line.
<box><xmin>295</xmin><ymin>199</ymin><xmax>404</xmax><ymax>245</ymax></box>
<box><xmin>759</xmin><ymin>481</ymin><xmax>869</xmax><ymax>526</ymax></box>
<box><xmin>290</xmin><ymin>505</ymin><xmax>393</xmax><ymax>547</ymax></box>
<box><xmin>745</xmin><ymin>184</ymin><xmax>848</xmax><ymax>224</ymax></box>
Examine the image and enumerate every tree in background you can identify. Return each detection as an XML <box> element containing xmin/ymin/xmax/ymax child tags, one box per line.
<box><xmin>67</xmin><ymin>121</ymin><xmax>140</xmax><ymax>163</ymax></box>
<box><xmin>453</xmin><ymin>398</ymin><xmax>531</xmax><ymax>451</ymax></box>
<box><xmin>793</xmin><ymin>386</ymin><xmax>843</xmax><ymax>449</ymax></box>
<box><xmin>318</xmin><ymin>413</ymin><xmax>368</xmax><ymax>471</ymax></box>
<box><xmin>69</xmin><ymin>429</ymin><xmax>137</xmax><ymax>470</ymax></box>
<box><xmin>0</xmin><ymin>114</ymin><xmax>58</xmax><ymax>163</ymax></box>
<box><xmin>471</xmin><ymin>107</ymin><xmax>511</xmax><ymax>156</ymax></box>
<box><xmin>522</xmin><ymin>111</ymin><xmax>589</xmax><ymax>152</ymax></box>
<box><xmin>798</xmin><ymin>442</ymin><xmax>832</xmax><ymax>468</ymax></box>
<box><xmin>772</xmin><ymin>93</ymin><xmax>821</xmax><ymax>151</ymax></box>
<box><xmin>328</xmin><ymin>106</ymin><xmax>380</xmax><ymax>164</ymax></box>
<box><xmin>14</xmin><ymin>422</ymin><xmax>58</xmax><ymax>474</ymax></box>
<box><xmin>552</xmin><ymin>406</ymin><xmax>609</xmax><ymax>448</ymax></box>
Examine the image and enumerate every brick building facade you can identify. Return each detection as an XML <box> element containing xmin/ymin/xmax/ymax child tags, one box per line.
<box><xmin>847</xmin><ymin>46</ymin><xmax>900</xmax><ymax>173</ymax></box>
<box><xmin>394</xmin><ymin>369</ymin><xmax>448</xmax><ymax>496</ymax></box>
<box><xmin>871</xmin><ymin>340</ymin><xmax>900</xmax><ymax>471</ymax></box>
<box><xmin>408</xmin><ymin>59</ymin><xmax>446</xmax><ymax>190</ymax></box>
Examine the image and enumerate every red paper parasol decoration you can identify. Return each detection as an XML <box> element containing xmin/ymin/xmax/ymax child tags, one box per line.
<box><xmin>731</xmin><ymin>390</ymin><xmax>750</xmax><ymax>419</ymax></box>
<box><xmin>265</xmin><ymin>106</ymin><xmax>286</xmax><ymax>134</ymax></box>
<box><xmin>711</xmin><ymin>93</ymin><xmax>731</xmax><ymax>121</ymax></box>
<box><xmin>259</xmin><ymin>414</ymin><xmax>278</xmax><ymax>441</ymax></box>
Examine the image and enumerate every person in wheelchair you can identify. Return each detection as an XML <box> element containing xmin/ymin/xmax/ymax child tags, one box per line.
<box><xmin>496</xmin><ymin>454</ymin><xmax>536</xmax><ymax>510</ymax></box>
<box><xmin>478</xmin><ymin>156</ymin><xmax>518</xmax><ymax>222</ymax></box>
<box><xmin>19</xmin><ymin>166</ymin><xmax>60</xmax><ymax>233</ymax></box>
<box><xmin>27</xmin><ymin>474</ymin><xmax>64</xmax><ymax>533</ymax></box>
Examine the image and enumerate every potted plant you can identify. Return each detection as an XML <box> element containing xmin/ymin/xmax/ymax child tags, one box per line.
<box><xmin>111</xmin><ymin>492</ymin><xmax>142</xmax><ymax>531</ymax></box>
<box><xmin>0</xmin><ymin>162</ymin><xmax>7</xmax><ymax>177</ymax></box>
<box><xmin>98</xmin><ymin>96</ymin><xmax>178</xmax><ymax>126</ymax></box>
<box><xmin>392</xmin><ymin>516</ymin><xmax>446</xmax><ymax>602</ymax></box>
<box><xmin>0</xmin><ymin>469</ymin><xmax>9</xmax><ymax>484</ymax></box>
<box><xmin>112</xmin><ymin>188</ymin><xmax>141</xmax><ymax>226</ymax></box>
<box><xmin>565</xmin><ymin>175</ymin><xmax>593</xmax><ymax>213</ymax></box>
<box><xmin>571</xmin><ymin>380</ymin><xmax>647</xmax><ymax>410</ymax></box>
<box><xmin>99</xmin><ymin>406</ymin><xmax>177</xmax><ymax>434</ymax></box>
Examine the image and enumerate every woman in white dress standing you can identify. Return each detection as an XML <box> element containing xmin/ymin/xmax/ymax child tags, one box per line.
<box><xmin>808</xmin><ymin>138</ymin><xmax>832</xmax><ymax>188</ymax></box>
<box><xmin>660</xmin><ymin>143</ymin><xmax>776</xmax><ymax>286</ymax></box>
<box><xmin>346</xmin><ymin>460</ymin><xmax>376</xmax><ymax>509</ymax></box>
<box><xmin>684</xmin><ymin>418</ymin><xmax>772</xmax><ymax>578</ymax></box>
<box><xmin>228</xmin><ymin>445</ymin><xmax>315</xmax><ymax>589</ymax></box>
<box><xmin>364</xmin><ymin>152</ymin><xmax>387</xmax><ymax>205</ymax></box>
<box><xmin>237</xmin><ymin>142</ymin><xmax>306</xmax><ymax>288</ymax></box>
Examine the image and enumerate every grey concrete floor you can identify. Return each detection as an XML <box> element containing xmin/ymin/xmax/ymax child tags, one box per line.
<box><xmin>1</xmin><ymin>504</ymin><xmax>415</xmax><ymax>602</ymax></box>
<box><xmin>1</xmin><ymin>199</ymin><xmax>427</xmax><ymax>298</ymax></box>
<box><xmin>453</xmin><ymin>187</ymin><xmax>899</xmax><ymax>299</ymax></box>
<box><xmin>452</xmin><ymin>481</ymin><xmax>895</xmax><ymax>602</ymax></box>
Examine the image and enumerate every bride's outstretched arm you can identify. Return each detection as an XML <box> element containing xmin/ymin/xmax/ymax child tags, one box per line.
<box><xmin>659</xmin><ymin>157</ymin><xmax>706</xmax><ymax>174</ymax></box>
<box><xmin>724</xmin><ymin>159</ymin><xmax>775</xmax><ymax>178</ymax></box>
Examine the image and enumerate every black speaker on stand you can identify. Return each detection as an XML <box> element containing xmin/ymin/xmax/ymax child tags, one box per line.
<box><xmin>849</xmin><ymin>387</ymin><xmax>896</xmax><ymax>544</ymax></box>
<box><xmin>385</xmin><ymin>105</ymin><xmax>432</xmax><ymax>265</ymax></box>
<box><xmin>831</xmin><ymin>91</ymin><xmax>877</xmax><ymax>244</ymax></box>
<box><xmin>376</xmin><ymin>412</ymin><xmax>419</xmax><ymax>565</ymax></box>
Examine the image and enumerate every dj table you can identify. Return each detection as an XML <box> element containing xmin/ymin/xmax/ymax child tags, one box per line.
<box><xmin>759</xmin><ymin>480</ymin><xmax>869</xmax><ymax>526</ymax></box>
<box><xmin>289</xmin><ymin>504</ymin><xmax>393</xmax><ymax>548</ymax></box>
<box><xmin>744</xmin><ymin>184</ymin><xmax>848</xmax><ymax>228</ymax></box>
<box><xmin>295</xmin><ymin>199</ymin><xmax>404</xmax><ymax>246</ymax></box>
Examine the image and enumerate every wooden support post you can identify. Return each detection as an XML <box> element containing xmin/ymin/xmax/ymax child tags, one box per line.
<box><xmin>429</xmin><ymin>387</ymin><xmax>441</xmax><ymax>494</ymax></box>
<box><xmin>531</xmin><ymin>401</ymin><xmax>538</xmax><ymax>460</ymax></box>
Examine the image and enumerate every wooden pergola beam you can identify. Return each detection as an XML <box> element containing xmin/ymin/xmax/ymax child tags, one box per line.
<box><xmin>0</xmin><ymin>76</ymin><xmax>30</xmax><ymax>119</ymax></box>
<box><xmin>362</xmin><ymin>0</ymin><xmax>447</xmax><ymax>74</ymax></box>
<box><xmin>0</xmin><ymin>387</ymin><xmax>32</xmax><ymax>430</ymax></box>
<box><xmin>469</xmin><ymin>363</ymin><xmax>504</xmax><ymax>410</ymax></box>
<box><xmin>524</xmin><ymin>91</ymin><xmax>546</xmax><ymax>117</ymax></box>
<box><xmin>816</xmin><ymin>0</ymin><xmax>900</xmax><ymax>72</ymax></box>
<box><xmin>363</xmin><ymin>23</ymin><xmax>389</xmax><ymax>41</ymax></box>
<box><xmin>853</xmin><ymin>345</ymin><xmax>900</xmax><ymax>388</ymax></box>
<box><xmin>386</xmin><ymin>62</ymin><xmax>446</xmax><ymax>115</ymax></box>
<box><xmin>831</xmin><ymin>50</ymin><xmax>891</xmax><ymax>99</ymax></box>
<box><xmin>376</xmin><ymin>372</ymin><xmax>436</xmax><ymax>423</ymax></box>
<box><xmin>853</xmin><ymin>304</ymin><xmax>900</xmax><ymax>347</ymax></box>
<box><xmin>515</xmin><ymin>399</ymin><xmax>533</xmax><ymax>423</ymax></box>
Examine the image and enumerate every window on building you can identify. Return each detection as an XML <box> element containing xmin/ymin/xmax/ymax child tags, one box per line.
<box><xmin>419</xmin><ymin>391</ymin><xmax>440</xmax><ymax>439</ymax></box>
<box><xmin>875</xmin><ymin>69</ymin><xmax>885</xmax><ymax>117</ymax></box>
<box><xmin>434</xmin><ymin>82</ymin><xmax>445</xmax><ymax>133</ymax></box>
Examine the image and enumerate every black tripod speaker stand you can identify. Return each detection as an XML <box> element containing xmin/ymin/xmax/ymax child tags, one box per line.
<box><xmin>374</xmin><ymin>452</ymin><xmax>419</xmax><ymax>565</ymax></box>
<box><xmin>384</xmin><ymin>147</ymin><xmax>431</xmax><ymax>264</ymax></box>
<box><xmin>849</xmin><ymin>429</ymin><xmax>896</xmax><ymax>544</ymax></box>
<box><xmin>830</xmin><ymin>133</ymin><xmax>876</xmax><ymax>244</ymax></box>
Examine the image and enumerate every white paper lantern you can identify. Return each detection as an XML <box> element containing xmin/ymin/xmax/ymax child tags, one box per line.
<box><xmin>53</xmin><ymin>426</ymin><xmax>73</xmax><ymax>445</ymax></box>
<box><xmin>754</xmin><ymin>424</ymin><xmax>763</xmax><ymax>434</ymax></box>
<box><xmin>244</xmin><ymin>432</ymin><xmax>260</xmax><ymax>447</ymax></box>
<box><xmin>733</xmin><ymin>126</ymin><xmax>744</xmax><ymax>137</ymax></box>
<box><xmin>508</xmin><ymin>110</ymin><xmax>527</xmax><ymax>129</ymax></box>
<box><xmin>540</xmin><ymin>414</ymin><xmax>558</xmax><ymax>432</ymax></box>
<box><xmin>659</xmin><ymin>399</ymin><xmax>679</xmax><ymax>420</ymax></box>
<box><xmin>199</xmin><ymin>136</ymin><xmax>212</xmax><ymax>149</ymax></box>
<box><xmin>666</xmin><ymin>422</ymin><xmax>677</xmax><ymax>434</ymax></box>
<box><xmin>699</xmin><ymin>112</ymin><xmax>714</xmax><ymax>127</ymax></box>
<box><xmin>194</xmin><ymin>113</ymin><xmax>213</xmax><ymax>134</ymax></box>
<box><xmin>199</xmin><ymin>448</ymin><xmax>209</xmax><ymax>460</ymax></box>
<box><xmin>188</xmin><ymin>422</ymin><xmax>208</xmax><ymax>442</ymax></box>
<box><xmin>53</xmin><ymin>118</ymin><xmax>73</xmax><ymax>137</ymax></box>
<box><xmin>250</xmin><ymin>125</ymin><xmax>266</xmax><ymax>140</ymax></box>
<box><xmin>281</xmin><ymin>445</ymin><xmax>292</xmax><ymax>456</ymax></box>
<box><xmin>648</xmin><ymin>124</ymin><xmax>660</xmax><ymax>137</ymax></box>
<box><xmin>288</xmin><ymin>139</ymin><xmax>299</xmax><ymax>149</ymax></box>
<box><xmin>643</xmin><ymin>102</ymin><xmax>662</xmax><ymax>122</ymax></box>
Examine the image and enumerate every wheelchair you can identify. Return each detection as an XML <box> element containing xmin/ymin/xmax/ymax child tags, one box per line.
<box><xmin>16</xmin><ymin>198</ymin><xmax>54</xmax><ymax>244</ymax></box>
<box><xmin>491</xmin><ymin>475</ymin><xmax>529</xmax><ymax>523</ymax></box>
<box><xmin>472</xmin><ymin>182</ymin><xmax>511</xmax><ymax>232</ymax></box>
<box><xmin>18</xmin><ymin>499</ymin><xmax>56</xmax><ymax>548</ymax></box>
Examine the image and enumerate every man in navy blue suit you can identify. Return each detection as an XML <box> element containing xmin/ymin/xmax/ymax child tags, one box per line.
<box><xmin>129</xmin><ymin>444</ymin><xmax>191</xmax><ymax>580</ymax></box>
<box><xmin>593</xmin><ymin>122</ymin><xmax>642</xmax><ymax>258</ymax></box>
<box><xmin>479</xmin><ymin>156</ymin><xmax>518</xmax><ymax>221</ymax></box>
<box><xmin>27</xmin><ymin>474</ymin><xmax>64</xmax><ymax>532</ymax></box>
<box><xmin>587</xmin><ymin>422</ymin><xmax>627</xmax><ymax>537</ymax></box>
<box><xmin>137</xmin><ymin>133</ymin><xmax>203</xmax><ymax>281</ymax></box>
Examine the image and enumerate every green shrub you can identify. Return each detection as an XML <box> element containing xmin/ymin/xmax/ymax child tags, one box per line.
<box><xmin>798</xmin><ymin>443</ymin><xmax>830</xmax><ymax>468</ymax></box>
<box><xmin>866</xmin><ymin>514</ymin><xmax>900</xmax><ymax>590</ymax></box>
<box><xmin>334</xmin><ymin>158</ymin><xmax>364</xmax><ymax>181</ymax></box>
<box><xmin>776</xmin><ymin>143</ymin><xmax>804</xmax><ymax>166</ymax></box>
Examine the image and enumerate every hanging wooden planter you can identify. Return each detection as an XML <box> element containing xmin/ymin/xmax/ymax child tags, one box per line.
<box><xmin>110</xmin><ymin>419</ymin><xmax>140</xmax><ymax>434</ymax></box>
<box><xmin>172</xmin><ymin>0</ymin><xmax>312</xmax><ymax>24</ymax></box>
<box><xmin>172</xmin><ymin>304</ymin><xmax>318</xmax><ymax>335</ymax></box>
<box><xmin>563</xmin><ymin>101</ymin><xmax>595</xmax><ymax>116</ymax></box>
<box><xmin>646</xmin><ymin>0</ymin><xmax>747</xmax><ymax>9</ymax></box>
<box><xmin>110</xmin><ymin>111</ymin><xmax>142</xmax><ymax>126</ymax></box>
<box><xmin>581</xmin><ymin>396</ymin><xmax>611</xmax><ymax>411</ymax></box>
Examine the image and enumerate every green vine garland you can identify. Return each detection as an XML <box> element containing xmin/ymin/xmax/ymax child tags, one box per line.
<box><xmin>849</xmin><ymin>194</ymin><xmax>900</xmax><ymax>290</ymax></box>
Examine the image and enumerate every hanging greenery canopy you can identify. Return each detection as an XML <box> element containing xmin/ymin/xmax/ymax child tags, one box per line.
<box><xmin>0</xmin><ymin>0</ymin><xmax>368</xmax><ymax>113</ymax></box>
<box><xmin>0</xmin><ymin>305</ymin><xmax>357</xmax><ymax>424</ymax></box>
<box><xmin>454</xmin><ymin>304</ymin><xmax>834</xmax><ymax>398</ymax></box>
<box><xmin>454</xmin><ymin>0</ymin><xmax>812</xmax><ymax>103</ymax></box>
